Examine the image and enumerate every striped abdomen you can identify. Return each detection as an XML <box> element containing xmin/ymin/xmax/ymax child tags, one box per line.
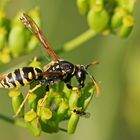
<box><xmin>0</xmin><ymin>67</ymin><xmax>43</xmax><ymax>88</ymax></box>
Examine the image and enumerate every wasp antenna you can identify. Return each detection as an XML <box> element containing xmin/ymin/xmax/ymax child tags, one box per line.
<box><xmin>92</xmin><ymin>76</ymin><xmax>100</xmax><ymax>96</ymax></box>
<box><xmin>87</xmin><ymin>72</ymin><xmax>100</xmax><ymax>96</ymax></box>
<box><xmin>20</xmin><ymin>13</ymin><xmax>60</xmax><ymax>61</ymax></box>
<box><xmin>85</xmin><ymin>60</ymin><xmax>99</xmax><ymax>70</ymax></box>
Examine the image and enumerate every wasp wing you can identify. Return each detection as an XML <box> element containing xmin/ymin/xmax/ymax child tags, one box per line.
<box><xmin>20</xmin><ymin>13</ymin><xmax>60</xmax><ymax>61</ymax></box>
<box><xmin>42</xmin><ymin>71</ymin><xmax>64</xmax><ymax>77</ymax></box>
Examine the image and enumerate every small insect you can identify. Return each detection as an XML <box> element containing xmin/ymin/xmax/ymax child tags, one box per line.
<box><xmin>73</xmin><ymin>109</ymin><xmax>90</xmax><ymax>118</ymax></box>
<box><xmin>0</xmin><ymin>13</ymin><xmax>99</xmax><ymax>117</ymax></box>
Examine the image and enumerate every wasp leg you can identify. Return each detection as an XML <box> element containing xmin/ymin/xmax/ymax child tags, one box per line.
<box><xmin>36</xmin><ymin>115</ymin><xmax>40</xmax><ymax>128</ymax></box>
<box><xmin>66</xmin><ymin>81</ymin><xmax>84</xmax><ymax>90</ymax></box>
<box><xmin>39</xmin><ymin>92</ymin><xmax>49</xmax><ymax>107</ymax></box>
<box><xmin>40</xmin><ymin>77</ymin><xmax>60</xmax><ymax>107</ymax></box>
<box><xmin>13</xmin><ymin>83</ymin><xmax>42</xmax><ymax>118</ymax></box>
<box><xmin>72</xmin><ymin>87</ymin><xmax>81</xmax><ymax>97</ymax></box>
<box><xmin>66</xmin><ymin>81</ymin><xmax>81</xmax><ymax>97</ymax></box>
<box><xmin>66</xmin><ymin>82</ymin><xmax>73</xmax><ymax>89</ymax></box>
<box><xmin>39</xmin><ymin>85</ymin><xmax>49</xmax><ymax>107</ymax></box>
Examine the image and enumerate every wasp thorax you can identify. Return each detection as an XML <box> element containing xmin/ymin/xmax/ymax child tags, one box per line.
<box><xmin>59</xmin><ymin>60</ymin><xmax>75</xmax><ymax>74</ymax></box>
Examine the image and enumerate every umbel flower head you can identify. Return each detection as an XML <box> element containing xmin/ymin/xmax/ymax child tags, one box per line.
<box><xmin>8</xmin><ymin>58</ymin><xmax>97</xmax><ymax>136</ymax></box>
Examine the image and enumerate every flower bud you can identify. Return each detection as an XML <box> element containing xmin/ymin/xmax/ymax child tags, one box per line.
<box><xmin>67</xmin><ymin>112</ymin><xmax>79</xmax><ymax>134</ymax></box>
<box><xmin>24</xmin><ymin>109</ymin><xmax>37</xmax><ymax>122</ymax></box>
<box><xmin>62</xmin><ymin>84</ymin><xmax>71</xmax><ymax>98</ymax></box>
<box><xmin>8</xmin><ymin>26</ymin><xmax>26</xmax><ymax>58</ymax></box>
<box><xmin>37</xmin><ymin>98</ymin><xmax>48</xmax><ymax>116</ymax></box>
<box><xmin>87</xmin><ymin>5</ymin><xmax>110</xmax><ymax>33</ymax></box>
<box><xmin>57</xmin><ymin>101</ymin><xmax>68</xmax><ymax>121</ymax></box>
<box><xmin>111</xmin><ymin>7</ymin><xmax>127</xmax><ymax>28</ymax></box>
<box><xmin>69</xmin><ymin>90</ymin><xmax>79</xmax><ymax>109</ymax></box>
<box><xmin>118</xmin><ymin>15</ymin><xmax>134</xmax><ymax>38</ymax></box>
<box><xmin>9</xmin><ymin>89</ymin><xmax>24</xmax><ymax>117</ymax></box>
<box><xmin>76</xmin><ymin>0</ymin><xmax>89</xmax><ymax>15</ymax></box>
<box><xmin>117</xmin><ymin>0</ymin><xmax>136</xmax><ymax>13</ymax></box>
<box><xmin>89</xmin><ymin>0</ymin><xmax>104</xmax><ymax>8</ymax></box>
<box><xmin>53</xmin><ymin>94</ymin><xmax>62</xmax><ymax>108</ymax></box>
<box><xmin>40</xmin><ymin>107</ymin><xmax>52</xmax><ymax>121</ymax></box>
<box><xmin>28</xmin><ymin>93</ymin><xmax>37</xmax><ymax>110</ymax></box>
<box><xmin>28</xmin><ymin>82</ymin><xmax>46</xmax><ymax>111</ymax></box>
<box><xmin>25</xmin><ymin>110</ymin><xmax>41</xmax><ymax>136</ymax></box>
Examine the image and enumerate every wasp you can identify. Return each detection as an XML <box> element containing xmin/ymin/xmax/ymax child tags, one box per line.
<box><xmin>0</xmin><ymin>13</ymin><xmax>99</xmax><ymax>117</ymax></box>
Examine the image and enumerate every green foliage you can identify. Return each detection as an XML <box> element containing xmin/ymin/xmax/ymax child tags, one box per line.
<box><xmin>76</xmin><ymin>0</ymin><xmax>136</xmax><ymax>37</ymax></box>
<box><xmin>0</xmin><ymin>0</ymin><xmax>138</xmax><ymax>138</ymax></box>
<box><xmin>9</xmin><ymin>89</ymin><xmax>24</xmax><ymax>118</ymax></box>
<box><xmin>87</xmin><ymin>6</ymin><xmax>110</xmax><ymax>33</ymax></box>
<box><xmin>6</xmin><ymin>59</ymin><xmax>96</xmax><ymax>136</ymax></box>
<box><xmin>0</xmin><ymin>7</ymin><xmax>41</xmax><ymax>64</ymax></box>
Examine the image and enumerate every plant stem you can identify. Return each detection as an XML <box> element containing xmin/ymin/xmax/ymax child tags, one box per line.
<box><xmin>57</xmin><ymin>29</ymin><xmax>96</xmax><ymax>54</ymax></box>
<box><xmin>0</xmin><ymin>113</ymin><xmax>26</xmax><ymax>128</ymax></box>
<box><xmin>59</xmin><ymin>127</ymin><xmax>67</xmax><ymax>132</ymax></box>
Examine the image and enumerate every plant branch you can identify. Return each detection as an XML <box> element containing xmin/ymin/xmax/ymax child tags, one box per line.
<box><xmin>56</xmin><ymin>29</ymin><xmax>96</xmax><ymax>54</ymax></box>
<box><xmin>0</xmin><ymin>113</ymin><xmax>26</xmax><ymax>128</ymax></box>
<box><xmin>59</xmin><ymin>127</ymin><xmax>67</xmax><ymax>132</ymax></box>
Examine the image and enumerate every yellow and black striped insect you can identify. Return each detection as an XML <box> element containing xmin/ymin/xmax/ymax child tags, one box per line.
<box><xmin>0</xmin><ymin>67</ymin><xmax>43</xmax><ymax>89</ymax></box>
<box><xmin>0</xmin><ymin>13</ymin><xmax>99</xmax><ymax>117</ymax></box>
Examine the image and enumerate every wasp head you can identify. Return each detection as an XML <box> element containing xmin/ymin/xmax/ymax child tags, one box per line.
<box><xmin>75</xmin><ymin>60</ymin><xmax>100</xmax><ymax>95</ymax></box>
<box><xmin>75</xmin><ymin>65</ymin><xmax>87</xmax><ymax>88</ymax></box>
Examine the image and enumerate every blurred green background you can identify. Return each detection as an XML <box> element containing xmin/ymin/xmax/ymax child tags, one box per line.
<box><xmin>0</xmin><ymin>0</ymin><xmax>140</xmax><ymax>140</ymax></box>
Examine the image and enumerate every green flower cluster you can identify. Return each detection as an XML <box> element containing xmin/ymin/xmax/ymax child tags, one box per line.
<box><xmin>8</xmin><ymin>59</ymin><xmax>96</xmax><ymax>136</ymax></box>
<box><xmin>77</xmin><ymin>0</ymin><xmax>136</xmax><ymax>38</ymax></box>
<box><xmin>0</xmin><ymin>7</ymin><xmax>41</xmax><ymax>64</ymax></box>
